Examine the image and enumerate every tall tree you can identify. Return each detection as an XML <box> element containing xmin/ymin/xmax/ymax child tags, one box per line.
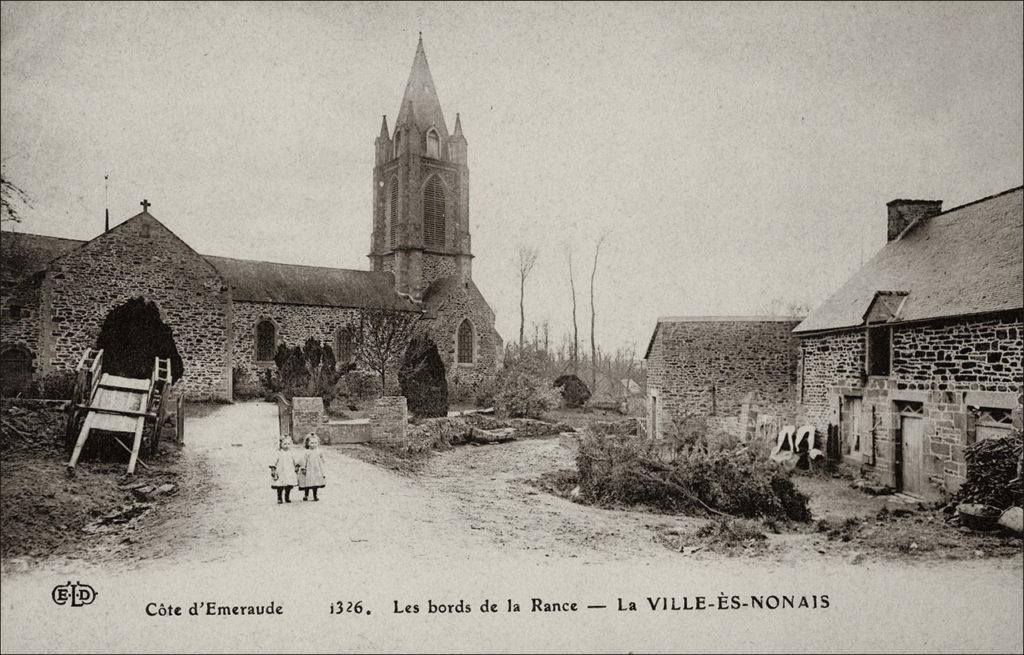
<box><xmin>565</xmin><ymin>244</ymin><xmax>579</xmax><ymax>373</ymax></box>
<box><xmin>589</xmin><ymin>234</ymin><xmax>606</xmax><ymax>391</ymax></box>
<box><xmin>354</xmin><ymin>308</ymin><xmax>421</xmax><ymax>391</ymax></box>
<box><xmin>517</xmin><ymin>246</ymin><xmax>539</xmax><ymax>347</ymax></box>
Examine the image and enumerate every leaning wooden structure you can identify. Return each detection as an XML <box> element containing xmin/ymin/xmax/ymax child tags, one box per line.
<box><xmin>64</xmin><ymin>349</ymin><xmax>172</xmax><ymax>476</ymax></box>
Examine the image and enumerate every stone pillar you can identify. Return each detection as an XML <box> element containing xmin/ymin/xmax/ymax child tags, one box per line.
<box><xmin>739</xmin><ymin>391</ymin><xmax>759</xmax><ymax>443</ymax></box>
<box><xmin>370</xmin><ymin>396</ymin><xmax>407</xmax><ymax>444</ymax></box>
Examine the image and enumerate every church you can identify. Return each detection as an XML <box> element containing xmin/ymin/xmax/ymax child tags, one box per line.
<box><xmin>0</xmin><ymin>37</ymin><xmax>502</xmax><ymax>401</ymax></box>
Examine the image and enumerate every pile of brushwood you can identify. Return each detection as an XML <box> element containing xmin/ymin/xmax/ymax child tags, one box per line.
<box><xmin>575</xmin><ymin>426</ymin><xmax>811</xmax><ymax>521</ymax></box>
<box><xmin>954</xmin><ymin>430</ymin><xmax>1023</xmax><ymax>510</ymax></box>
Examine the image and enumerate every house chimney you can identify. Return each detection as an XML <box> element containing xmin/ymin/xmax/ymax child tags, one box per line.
<box><xmin>886</xmin><ymin>199</ymin><xmax>942</xmax><ymax>241</ymax></box>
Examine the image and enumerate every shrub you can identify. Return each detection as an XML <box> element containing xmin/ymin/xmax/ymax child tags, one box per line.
<box><xmin>574</xmin><ymin>427</ymin><xmax>810</xmax><ymax>521</ymax></box>
<box><xmin>494</xmin><ymin>345</ymin><xmax>561</xmax><ymax>419</ymax></box>
<box><xmin>337</xmin><ymin>370</ymin><xmax>382</xmax><ymax>407</ymax></box>
<box><xmin>554</xmin><ymin>374</ymin><xmax>591</xmax><ymax>408</ymax></box>
<box><xmin>271</xmin><ymin>339</ymin><xmax>341</xmax><ymax>405</ymax></box>
<box><xmin>399</xmin><ymin>336</ymin><xmax>448</xmax><ymax>418</ymax></box>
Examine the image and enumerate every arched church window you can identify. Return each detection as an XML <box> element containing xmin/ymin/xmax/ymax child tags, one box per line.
<box><xmin>426</xmin><ymin>129</ymin><xmax>440</xmax><ymax>159</ymax></box>
<box><xmin>457</xmin><ymin>319</ymin><xmax>474</xmax><ymax>364</ymax></box>
<box><xmin>394</xmin><ymin>130</ymin><xmax>403</xmax><ymax>159</ymax></box>
<box><xmin>388</xmin><ymin>177</ymin><xmax>399</xmax><ymax>248</ymax></box>
<box><xmin>335</xmin><ymin>327</ymin><xmax>353</xmax><ymax>368</ymax></box>
<box><xmin>423</xmin><ymin>176</ymin><xmax>446</xmax><ymax>248</ymax></box>
<box><xmin>255</xmin><ymin>320</ymin><xmax>276</xmax><ymax>362</ymax></box>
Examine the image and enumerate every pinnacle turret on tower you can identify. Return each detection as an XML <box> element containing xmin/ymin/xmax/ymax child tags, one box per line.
<box><xmin>369</xmin><ymin>36</ymin><xmax>472</xmax><ymax>299</ymax></box>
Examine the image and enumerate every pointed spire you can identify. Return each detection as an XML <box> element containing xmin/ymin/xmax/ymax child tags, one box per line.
<box><xmin>395</xmin><ymin>35</ymin><xmax>448</xmax><ymax>138</ymax></box>
<box><xmin>453</xmin><ymin>112</ymin><xmax>463</xmax><ymax>137</ymax></box>
<box><xmin>378</xmin><ymin>114</ymin><xmax>389</xmax><ymax>139</ymax></box>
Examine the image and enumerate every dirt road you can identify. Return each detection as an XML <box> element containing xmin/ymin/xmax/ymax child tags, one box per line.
<box><xmin>2</xmin><ymin>402</ymin><xmax>1021</xmax><ymax>653</ymax></box>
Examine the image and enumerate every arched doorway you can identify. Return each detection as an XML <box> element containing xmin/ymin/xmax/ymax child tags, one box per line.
<box><xmin>95</xmin><ymin>298</ymin><xmax>184</xmax><ymax>382</ymax></box>
<box><xmin>0</xmin><ymin>346</ymin><xmax>34</xmax><ymax>396</ymax></box>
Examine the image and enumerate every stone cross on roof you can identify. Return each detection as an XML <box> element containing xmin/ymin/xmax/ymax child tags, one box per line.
<box><xmin>140</xmin><ymin>199</ymin><xmax>151</xmax><ymax>212</ymax></box>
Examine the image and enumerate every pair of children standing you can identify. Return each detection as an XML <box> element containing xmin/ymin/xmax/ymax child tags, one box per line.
<box><xmin>269</xmin><ymin>433</ymin><xmax>326</xmax><ymax>503</ymax></box>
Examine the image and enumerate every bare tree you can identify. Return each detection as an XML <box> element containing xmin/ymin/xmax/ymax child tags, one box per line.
<box><xmin>0</xmin><ymin>168</ymin><xmax>30</xmax><ymax>223</ymax></box>
<box><xmin>354</xmin><ymin>308</ymin><xmax>421</xmax><ymax>391</ymax></box>
<box><xmin>588</xmin><ymin>234</ymin><xmax>606</xmax><ymax>391</ymax></box>
<box><xmin>564</xmin><ymin>243</ymin><xmax>579</xmax><ymax>374</ymax></box>
<box><xmin>517</xmin><ymin>246</ymin><xmax>539</xmax><ymax>347</ymax></box>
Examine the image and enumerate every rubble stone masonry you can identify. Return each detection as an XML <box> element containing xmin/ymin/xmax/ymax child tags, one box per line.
<box><xmin>798</xmin><ymin>311</ymin><xmax>1023</xmax><ymax>498</ymax></box>
<box><xmin>37</xmin><ymin>215</ymin><xmax>232</xmax><ymax>400</ymax></box>
<box><xmin>646</xmin><ymin>319</ymin><xmax>801</xmax><ymax>436</ymax></box>
<box><xmin>230</xmin><ymin>301</ymin><xmax>360</xmax><ymax>382</ymax></box>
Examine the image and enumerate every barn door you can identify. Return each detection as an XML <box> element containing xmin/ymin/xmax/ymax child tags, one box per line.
<box><xmin>898</xmin><ymin>403</ymin><xmax>925</xmax><ymax>495</ymax></box>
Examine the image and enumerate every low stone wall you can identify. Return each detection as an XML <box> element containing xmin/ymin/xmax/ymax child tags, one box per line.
<box><xmin>289</xmin><ymin>396</ymin><xmax>372</xmax><ymax>444</ymax></box>
<box><xmin>370</xmin><ymin>396</ymin><xmax>407</xmax><ymax>444</ymax></box>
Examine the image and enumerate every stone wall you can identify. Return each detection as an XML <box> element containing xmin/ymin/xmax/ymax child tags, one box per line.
<box><xmin>797</xmin><ymin>312</ymin><xmax>1024</xmax><ymax>498</ymax></box>
<box><xmin>799</xmin><ymin>313</ymin><xmax>1024</xmax><ymax>434</ymax></box>
<box><xmin>422</xmin><ymin>253</ymin><xmax>456</xmax><ymax>287</ymax></box>
<box><xmin>37</xmin><ymin>214</ymin><xmax>232</xmax><ymax>400</ymax></box>
<box><xmin>0</xmin><ymin>273</ymin><xmax>44</xmax><ymax>367</ymax></box>
<box><xmin>230</xmin><ymin>301</ymin><xmax>360</xmax><ymax>385</ymax></box>
<box><xmin>421</xmin><ymin>280</ymin><xmax>501</xmax><ymax>399</ymax></box>
<box><xmin>645</xmin><ymin>319</ymin><xmax>801</xmax><ymax>436</ymax></box>
<box><xmin>797</xmin><ymin>330</ymin><xmax>866</xmax><ymax>429</ymax></box>
<box><xmin>891</xmin><ymin>315</ymin><xmax>1022</xmax><ymax>391</ymax></box>
<box><xmin>370</xmin><ymin>396</ymin><xmax>407</xmax><ymax>444</ymax></box>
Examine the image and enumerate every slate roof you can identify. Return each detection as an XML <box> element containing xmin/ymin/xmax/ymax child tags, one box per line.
<box><xmin>395</xmin><ymin>35</ymin><xmax>449</xmax><ymax>139</ymax></box>
<box><xmin>203</xmin><ymin>255</ymin><xmax>417</xmax><ymax>311</ymax></box>
<box><xmin>0</xmin><ymin>230</ymin><xmax>417</xmax><ymax>312</ymax></box>
<box><xmin>0</xmin><ymin>231</ymin><xmax>84</xmax><ymax>284</ymax></box>
<box><xmin>795</xmin><ymin>186</ymin><xmax>1024</xmax><ymax>334</ymax></box>
<box><xmin>643</xmin><ymin>315</ymin><xmax>804</xmax><ymax>359</ymax></box>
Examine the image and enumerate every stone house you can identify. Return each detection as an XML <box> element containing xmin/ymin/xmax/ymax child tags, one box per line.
<box><xmin>794</xmin><ymin>186</ymin><xmax>1023</xmax><ymax>500</ymax></box>
<box><xmin>0</xmin><ymin>37</ymin><xmax>501</xmax><ymax>401</ymax></box>
<box><xmin>643</xmin><ymin>316</ymin><xmax>802</xmax><ymax>438</ymax></box>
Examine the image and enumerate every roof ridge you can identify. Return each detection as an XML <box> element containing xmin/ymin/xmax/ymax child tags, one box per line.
<box><xmin>202</xmin><ymin>253</ymin><xmax>383</xmax><ymax>275</ymax></box>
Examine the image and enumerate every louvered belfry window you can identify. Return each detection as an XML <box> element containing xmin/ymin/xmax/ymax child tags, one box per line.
<box><xmin>457</xmin><ymin>319</ymin><xmax>474</xmax><ymax>364</ymax></box>
<box><xmin>423</xmin><ymin>176</ymin><xmax>446</xmax><ymax>248</ymax></box>
<box><xmin>388</xmin><ymin>177</ymin><xmax>399</xmax><ymax>248</ymax></box>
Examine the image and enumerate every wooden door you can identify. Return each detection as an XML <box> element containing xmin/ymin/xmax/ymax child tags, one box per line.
<box><xmin>900</xmin><ymin>414</ymin><xmax>925</xmax><ymax>495</ymax></box>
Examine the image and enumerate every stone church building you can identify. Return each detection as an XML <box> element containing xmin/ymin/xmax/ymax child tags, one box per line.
<box><xmin>0</xmin><ymin>37</ymin><xmax>501</xmax><ymax>401</ymax></box>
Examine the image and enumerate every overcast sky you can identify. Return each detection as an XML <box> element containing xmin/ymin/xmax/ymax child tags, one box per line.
<box><xmin>2</xmin><ymin>1</ymin><xmax>1022</xmax><ymax>354</ymax></box>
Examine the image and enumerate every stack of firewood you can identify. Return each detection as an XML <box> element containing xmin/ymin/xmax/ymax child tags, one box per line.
<box><xmin>956</xmin><ymin>431</ymin><xmax>1023</xmax><ymax>510</ymax></box>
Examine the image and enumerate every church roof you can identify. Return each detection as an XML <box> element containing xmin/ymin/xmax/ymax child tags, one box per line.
<box><xmin>203</xmin><ymin>255</ymin><xmax>418</xmax><ymax>311</ymax></box>
<box><xmin>395</xmin><ymin>35</ymin><xmax>449</xmax><ymax>140</ymax></box>
<box><xmin>795</xmin><ymin>186</ymin><xmax>1024</xmax><ymax>334</ymax></box>
<box><xmin>0</xmin><ymin>231</ymin><xmax>83</xmax><ymax>284</ymax></box>
<box><xmin>0</xmin><ymin>230</ymin><xmax>417</xmax><ymax>312</ymax></box>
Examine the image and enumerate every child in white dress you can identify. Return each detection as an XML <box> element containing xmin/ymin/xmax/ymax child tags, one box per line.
<box><xmin>269</xmin><ymin>438</ymin><xmax>299</xmax><ymax>504</ymax></box>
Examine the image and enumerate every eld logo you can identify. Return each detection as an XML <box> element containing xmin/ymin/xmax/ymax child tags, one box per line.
<box><xmin>51</xmin><ymin>581</ymin><xmax>98</xmax><ymax>607</ymax></box>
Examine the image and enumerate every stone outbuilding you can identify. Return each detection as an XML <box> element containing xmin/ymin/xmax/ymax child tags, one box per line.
<box><xmin>643</xmin><ymin>316</ymin><xmax>803</xmax><ymax>438</ymax></box>
<box><xmin>794</xmin><ymin>186</ymin><xmax>1023</xmax><ymax>500</ymax></box>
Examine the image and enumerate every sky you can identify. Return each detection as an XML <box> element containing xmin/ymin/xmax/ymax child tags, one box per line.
<box><xmin>2</xmin><ymin>1</ymin><xmax>1022</xmax><ymax>355</ymax></box>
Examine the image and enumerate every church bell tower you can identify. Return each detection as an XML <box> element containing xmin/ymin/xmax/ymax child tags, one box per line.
<box><xmin>369</xmin><ymin>35</ymin><xmax>472</xmax><ymax>300</ymax></box>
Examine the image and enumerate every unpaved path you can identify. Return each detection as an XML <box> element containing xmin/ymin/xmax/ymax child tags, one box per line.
<box><xmin>2</xmin><ymin>402</ymin><xmax>1021</xmax><ymax>653</ymax></box>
